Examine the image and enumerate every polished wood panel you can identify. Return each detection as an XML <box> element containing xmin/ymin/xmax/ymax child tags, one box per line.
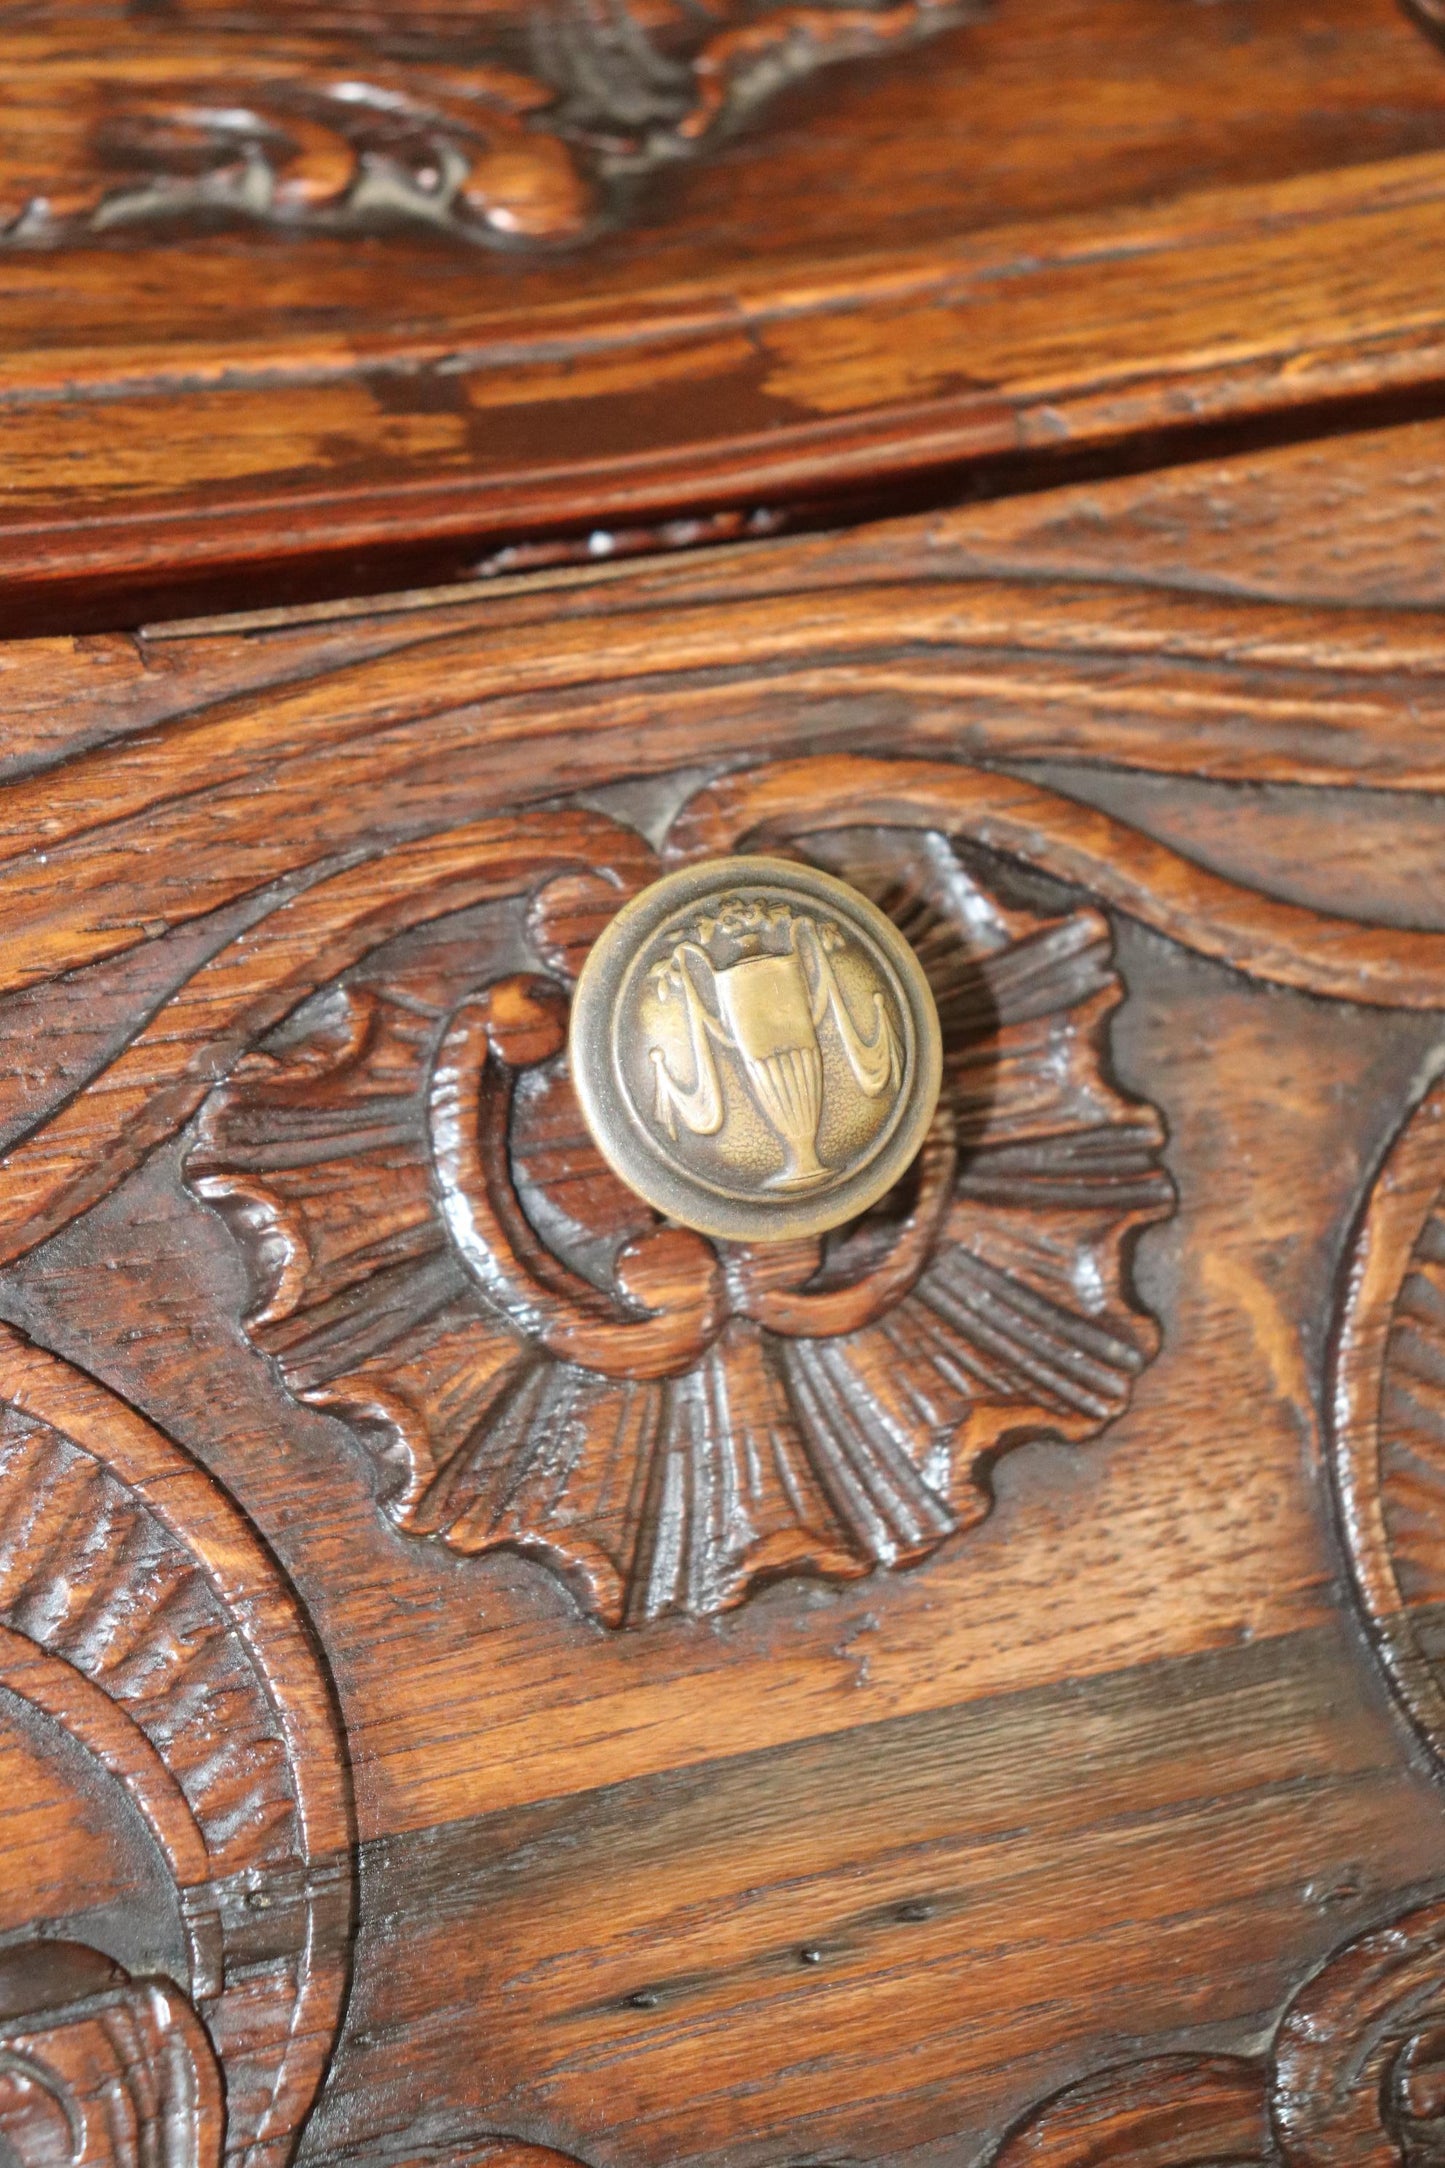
<box><xmin>9</xmin><ymin>408</ymin><xmax>1445</xmax><ymax>777</ymax></box>
<box><xmin>6</xmin><ymin>0</ymin><xmax>1445</xmax><ymax>2128</ymax></box>
<box><xmin>1</xmin><ymin>411</ymin><xmax>1445</xmax><ymax>2164</ymax></box>
<box><xmin>4</xmin><ymin>0</ymin><xmax>1445</xmax><ymax>623</ymax></box>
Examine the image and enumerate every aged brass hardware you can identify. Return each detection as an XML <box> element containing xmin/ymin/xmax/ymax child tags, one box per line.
<box><xmin>569</xmin><ymin>856</ymin><xmax>943</xmax><ymax>1242</ymax></box>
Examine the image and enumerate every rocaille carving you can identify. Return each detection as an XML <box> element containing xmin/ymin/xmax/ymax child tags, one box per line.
<box><xmin>0</xmin><ymin>0</ymin><xmax>982</xmax><ymax>252</ymax></box>
<box><xmin>0</xmin><ymin>1943</ymin><xmax>223</xmax><ymax>2168</ymax></box>
<box><xmin>187</xmin><ymin>819</ymin><xmax>1172</xmax><ymax>1629</ymax></box>
<box><xmin>0</xmin><ymin>754</ymin><xmax>1436</xmax><ymax>1288</ymax></box>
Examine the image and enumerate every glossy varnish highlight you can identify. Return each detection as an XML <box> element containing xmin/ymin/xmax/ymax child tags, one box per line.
<box><xmin>4</xmin><ymin>11</ymin><xmax>1445</xmax><ymax>2166</ymax></box>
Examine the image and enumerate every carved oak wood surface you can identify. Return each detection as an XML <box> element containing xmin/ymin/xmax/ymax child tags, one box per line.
<box><xmin>0</xmin><ymin>1943</ymin><xmax>224</xmax><ymax>2168</ymax></box>
<box><xmin>180</xmin><ymin>829</ymin><xmax>1168</xmax><ymax>1628</ymax></box>
<box><xmin>0</xmin><ymin>0</ymin><xmax>985</xmax><ymax>253</ymax></box>
<box><xmin>5</xmin><ymin>0</ymin><xmax>1445</xmax><ymax>625</ymax></box>
<box><xmin>0</xmin><ymin>1327</ymin><xmax>353</xmax><ymax>2168</ymax></box>
<box><xmin>1</xmin><ymin>416</ymin><xmax>1445</xmax><ymax>2168</ymax></box>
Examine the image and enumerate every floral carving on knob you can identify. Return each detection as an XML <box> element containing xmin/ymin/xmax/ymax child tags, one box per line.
<box><xmin>187</xmin><ymin>819</ymin><xmax>1172</xmax><ymax>1627</ymax></box>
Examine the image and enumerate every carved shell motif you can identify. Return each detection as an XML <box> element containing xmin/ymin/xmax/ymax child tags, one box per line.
<box><xmin>188</xmin><ymin>823</ymin><xmax>1172</xmax><ymax>1627</ymax></box>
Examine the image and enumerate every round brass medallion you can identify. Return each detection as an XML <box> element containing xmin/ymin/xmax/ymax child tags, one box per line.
<box><xmin>569</xmin><ymin>856</ymin><xmax>943</xmax><ymax>1242</ymax></box>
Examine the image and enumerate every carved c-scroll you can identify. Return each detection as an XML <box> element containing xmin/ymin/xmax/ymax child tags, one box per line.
<box><xmin>1</xmin><ymin>754</ymin><xmax>1442</xmax><ymax>1295</ymax></box>
<box><xmin>7</xmin><ymin>750</ymin><xmax>1445</xmax><ymax>1631</ymax></box>
<box><xmin>987</xmin><ymin>1891</ymin><xmax>1445</xmax><ymax>2166</ymax></box>
<box><xmin>0</xmin><ymin>809</ymin><xmax>659</xmax><ymax>1267</ymax></box>
<box><xmin>8</xmin><ymin>747</ymin><xmax>1441</xmax><ymax>1285</ymax></box>
<box><xmin>0</xmin><ymin>1942</ymin><xmax>223</xmax><ymax>2168</ymax></box>
<box><xmin>667</xmin><ymin>757</ymin><xmax>1445</xmax><ymax>1010</ymax></box>
<box><xmin>0</xmin><ymin>0</ymin><xmax>983</xmax><ymax>254</ymax></box>
<box><xmin>426</xmin><ymin>977</ymin><xmax>728</xmax><ymax>1381</ymax></box>
<box><xmin>0</xmin><ymin>1325</ymin><xmax>354</xmax><ymax>2168</ymax></box>
<box><xmin>985</xmin><ymin>2055</ymin><xmax>1269</xmax><ymax>2168</ymax></box>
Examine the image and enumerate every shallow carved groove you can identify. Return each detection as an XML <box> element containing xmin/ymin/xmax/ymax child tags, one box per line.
<box><xmin>666</xmin><ymin>757</ymin><xmax>1445</xmax><ymax>1009</ymax></box>
<box><xmin>0</xmin><ymin>0</ymin><xmax>981</xmax><ymax>252</ymax></box>
<box><xmin>0</xmin><ymin>1326</ymin><xmax>354</xmax><ymax>2168</ymax></box>
<box><xmin>0</xmin><ymin>808</ymin><xmax>660</xmax><ymax>1271</ymax></box>
<box><xmin>1332</xmin><ymin>1068</ymin><xmax>1445</xmax><ymax>1774</ymax></box>
<box><xmin>5</xmin><ymin>407</ymin><xmax>1445</xmax><ymax>2168</ymax></box>
<box><xmin>187</xmin><ymin>817</ymin><xmax>1171</xmax><ymax>1628</ymax></box>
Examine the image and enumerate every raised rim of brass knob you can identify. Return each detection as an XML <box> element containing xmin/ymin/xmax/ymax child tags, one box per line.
<box><xmin>569</xmin><ymin>855</ymin><xmax>943</xmax><ymax>1243</ymax></box>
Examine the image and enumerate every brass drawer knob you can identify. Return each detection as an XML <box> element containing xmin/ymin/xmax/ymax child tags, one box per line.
<box><xmin>570</xmin><ymin>856</ymin><xmax>942</xmax><ymax>1242</ymax></box>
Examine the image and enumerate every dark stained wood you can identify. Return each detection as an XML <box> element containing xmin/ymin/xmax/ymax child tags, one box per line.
<box><xmin>986</xmin><ymin>1890</ymin><xmax>1445</xmax><ymax>2167</ymax></box>
<box><xmin>6</xmin><ymin>13</ymin><xmax>1445</xmax><ymax>2156</ymax></box>
<box><xmin>0</xmin><ymin>1944</ymin><xmax>224</xmax><ymax>2168</ymax></box>
<box><xmin>10</xmin><ymin>411</ymin><xmax>1445</xmax><ymax>797</ymax></box>
<box><xmin>181</xmin><ymin>851</ymin><xmax>1169</xmax><ymax>1626</ymax></box>
<box><xmin>301</xmin><ymin>1628</ymin><xmax>1444</xmax><ymax>2166</ymax></box>
<box><xmin>4</xmin><ymin>416</ymin><xmax>1445</xmax><ymax>2158</ymax></box>
<box><xmin>1332</xmin><ymin>1072</ymin><xmax>1445</xmax><ymax>1775</ymax></box>
<box><xmin>9</xmin><ymin>0</ymin><xmax>1442</xmax><ymax>266</ymax></box>
<box><xmin>0</xmin><ymin>0</ymin><xmax>985</xmax><ymax>253</ymax></box>
<box><xmin>0</xmin><ymin>1324</ymin><xmax>353</xmax><ymax>2168</ymax></box>
<box><xmin>8</xmin><ymin>829</ymin><xmax>1431</xmax><ymax>1819</ymax></box>
<box><xmin>4</xmin><ymin>0</ymin><xmax>1445</xmax><ymax>623</ymax></box>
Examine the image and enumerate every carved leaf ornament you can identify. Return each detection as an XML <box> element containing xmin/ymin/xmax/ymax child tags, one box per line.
<box><xmin>1</xmin><ymin>737</ymin><xmax>1444</xmax><ymax>2160</ymax></box>
<box><xmin>4</xmin><ymin>743</ymin><xmax>1442</xmax><ymax>1635</ymax></box>
<box><xmin>187</xmin><ymin>787</ymin><xmax>1173</xmax><ymax>1628</ymax></box>
<box><xmin>0</xmin><ymin>0</ymin><xmax>983</xmax><ymax>251</ymax></box>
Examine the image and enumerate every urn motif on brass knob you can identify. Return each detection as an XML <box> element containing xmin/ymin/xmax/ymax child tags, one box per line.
<box><xmin>570</xmin><ymin>859</ymin><xmax>941</xmax><ymax>1241</ymax></box>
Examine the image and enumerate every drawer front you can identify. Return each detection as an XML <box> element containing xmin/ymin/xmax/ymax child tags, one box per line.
<box><xmin>1</xmin><ymin>452</ymin><xmax>1444</xmax><ymax>2168</ymax></box>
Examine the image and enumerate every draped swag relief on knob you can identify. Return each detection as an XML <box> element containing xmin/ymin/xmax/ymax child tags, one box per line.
<box><xmin>187</xmin><ymin>788</ymin><xmax>1172</xmax><ymax>1630</ymax></box>
<box><xmin>567</xmin><ymin>856</ymin><xmax>944</xmax><ymax>1243</ymax></box>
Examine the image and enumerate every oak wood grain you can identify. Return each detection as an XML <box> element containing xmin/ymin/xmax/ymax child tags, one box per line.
<box><xmin>4</xmin><ymin>904</ymin><xmax>1437</xmax><ymax>1841</ymax></box>
<box><xmin>4</xmin><ymin>0</ymin><xmax>1445</xmax><ymax>622</ymax></box>
<box><xmin>11</xmin><ymin>418</ymin><xmax>1445</xmax><ymax>800</ymax></box>
<box><xmin>299</xmin><ymin>1625</ymin><xmax>1445</xmax><ymax>2168</ymax></box>
<box><xmin>3</xmin><ymin>83</ymin><xmax>1445</xmax><ymax>2146</ymax></box>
